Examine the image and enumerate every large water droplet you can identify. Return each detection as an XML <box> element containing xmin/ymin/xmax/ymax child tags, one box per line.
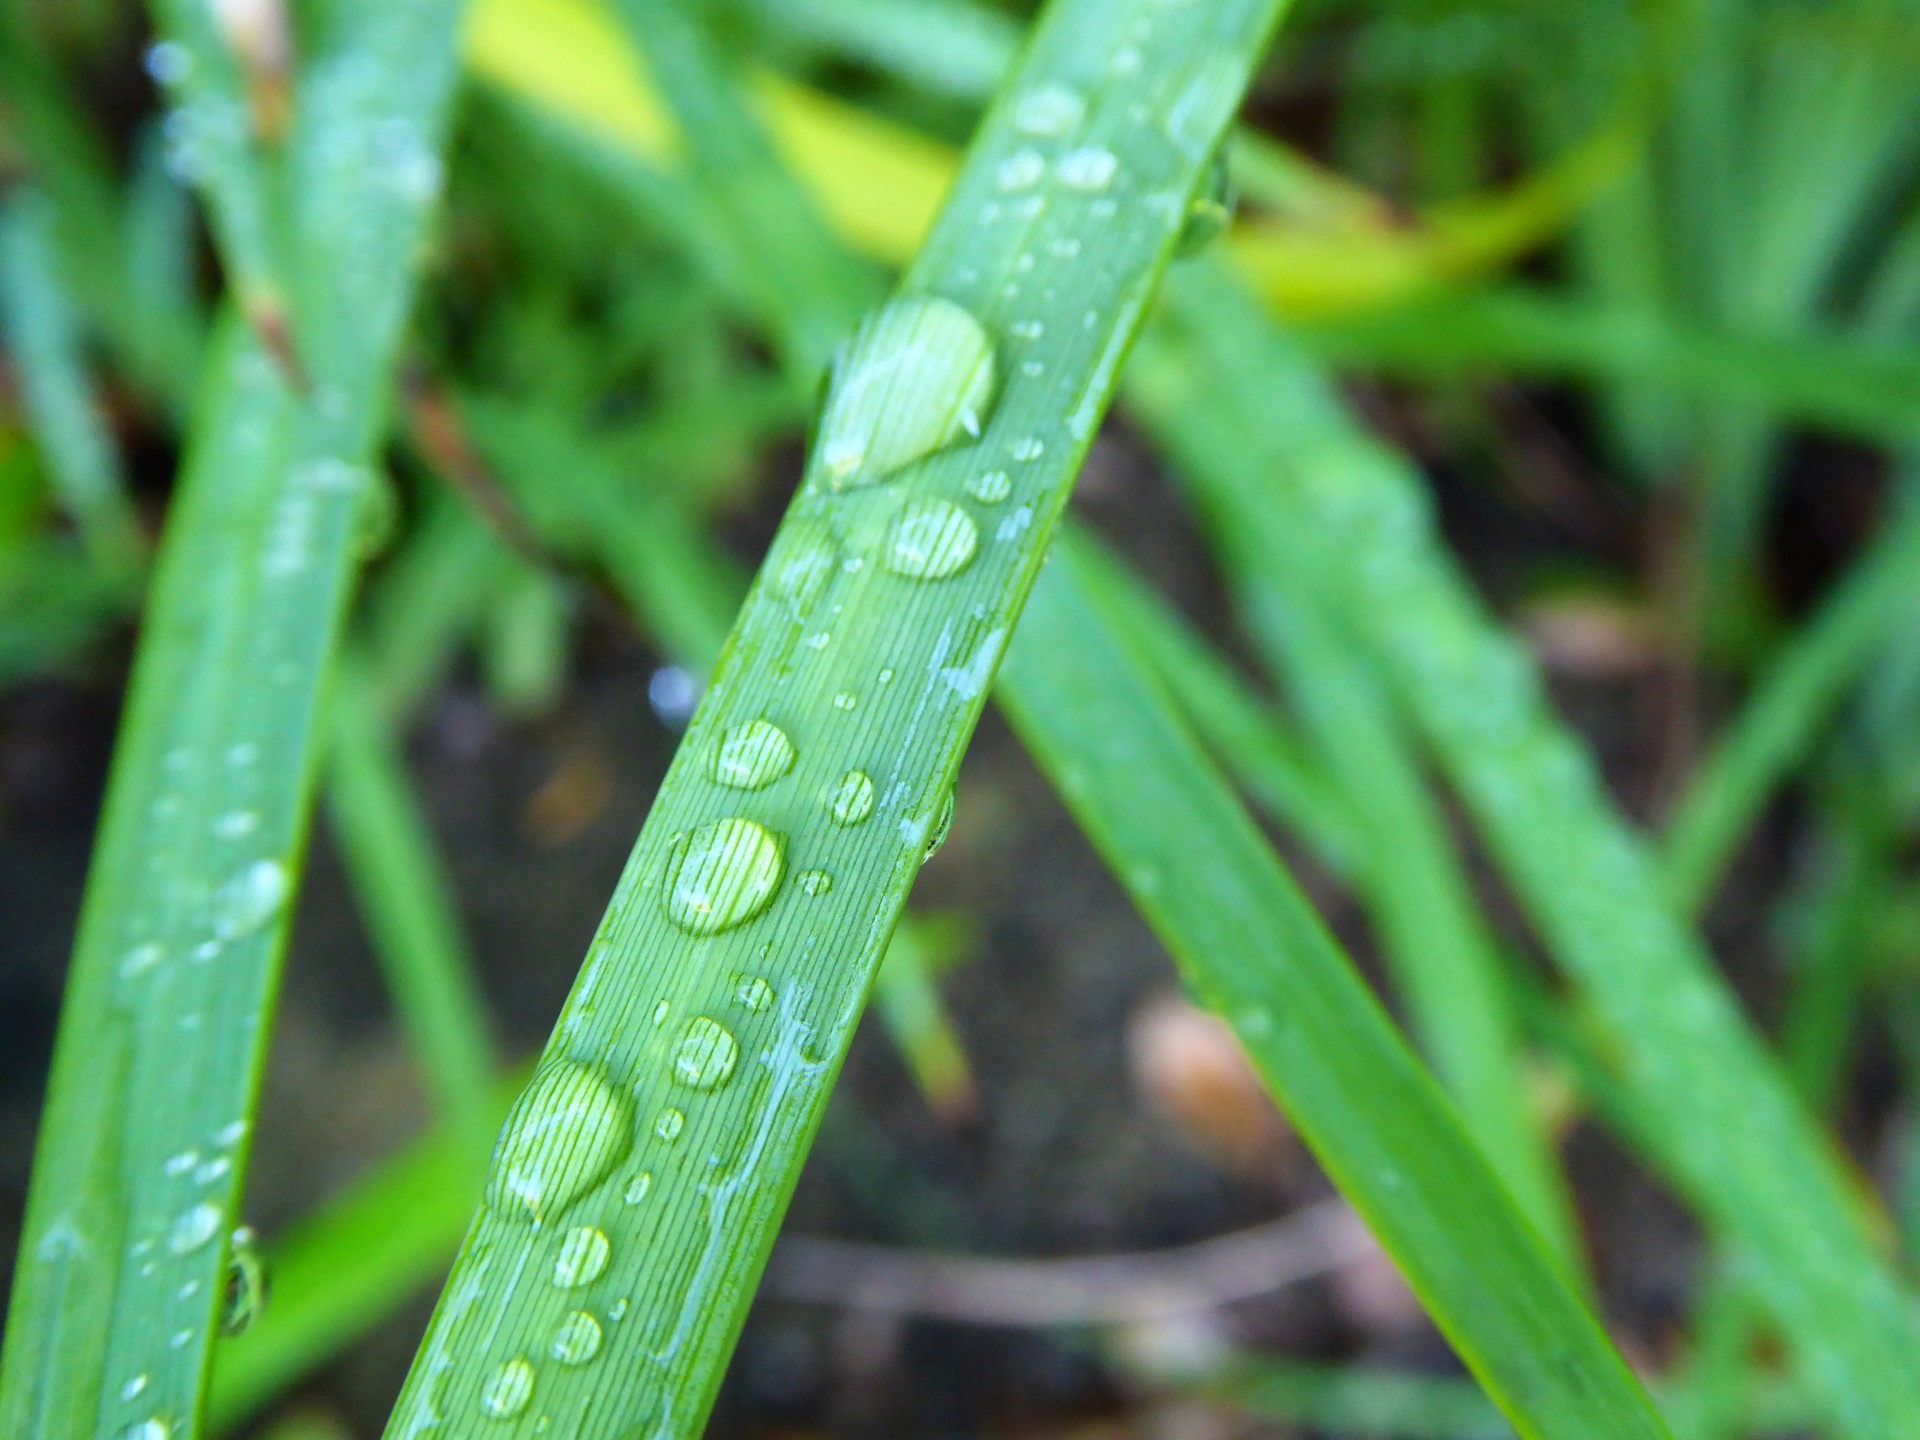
<box><xmin>479</xmin><ymin>1358</ymin><xmax>534</xmax><ymax>1419</ymax></box>
<box><xmin>925</xmin><ymin>788</ymin><xmax>957</xmax><ymax>861</ymax></box>
<box><xmin>671</xmin><ymin>1017</ymin><xmax>740</xmax><ymax>1090</ymax></box>
<box><xmin>663</xmin><ymin>818</ymin><xmax>786</xmax><ymax>936</ymax></box>
<box><xmin>553</xmin><ymin>1226</ymin><xmax>611</xmax><ymax>1287</ymax></box>
<box><xmin>711</xmin><ymin>720</ymin><xmax>796</xmax><ymax>790</ymax></box>
<box><xmin>1014</xmin><ymin>84</ymin><xmax>1086</xmax><ymax>137</ymax></box>
<box><xmin>816</xmin><ymin>298</ymin><xmax>998</xmax><ymax>489</ymax></box>
<box><xmin>737</xmin><ymin>976</ymin><xmax>776</xmax><ymax>1012</ymax></box>
<box><xmin>219</xmin><ymin>1226</ymin><xmax>268</xmax><ymax>1336</ymax></box>
<box><xmin>885</xmin><ymin>498</ymin><xmax>979</xmax><ymax>581</ymax></box>
<box><xmin>1176</xmin><ymin>148</ymin><xmax>1236</xmax><ymax>257</ymax></box>
<box><xmin>551</xmin><ymin>1310</ymin><xmax>604</xmax><ymax>1366</ymax></box>
<box><xmin>487</xmin><ymin>1061</ymin><xmax>634</xmax><ymax>1226</ymax></box>
<box><xmin>828</xmin><ymin>770</ymin><xmax>876</xmax><ymax>825</ymax></box>
<box><xmin>211</xmin><ymin>859</ymin><xmax>289</xmax><ymax>941</ymax></box>
<box><xmin>168</xmin><ymin>1203</ymin><xmax>222</xmax><ymax>1255</ymax></box>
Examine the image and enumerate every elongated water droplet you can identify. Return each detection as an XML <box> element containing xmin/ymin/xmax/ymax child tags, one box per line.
<box><xmin>886</xmin><ymin>498</ymin><xmax>978</xmax><ymax>581</ymax></box>
<box><xmin>966</xmin><ymin>470</ymin><xmax>1012</xmax><ymax>504</ymax></box>
<box><xmin>553</xmin><ymin>1226</ymin><xmax>610</xmax><ymax>1287</ymax></box>
<box><xmin>654</xmin><ymin>1108</ymin><xmax>686</xmax><ymax>1142</ymax></box>
<box><xmin>798</xmin><ymin>869</ymin><xmax>834</xmax><ymax>897</ymax></box>
<box><xmin>1176</xmin><ymin>147</ymin><xmax>1236</xmax><ymax>257</ymax></box>
<box><xmin>1014</xmin><ymin>83</ymin><xmax>1086</xmax><ymax>137</ymax></box>
<box><xmin>479</xmin><ymin>1358</ymin><xmax>534</xmax><ymax>1419</ymax></box>
<box><xmin>769</xmin><ymin>521</ymin><xmax>838</xmax><ymax>621</ymax></box>
<box><xmin>996</xmin><ymin>148</ymin><xmax>1046</xmax><ymax>192</ymax></box>
<box><xmin>816</xmin><ymin>298</ymin><xmax>998</xmax><ymax>489</ymax></box>
<box><xmin>551</xmin><ymin>1310</ymin><xmax>604</xmax><ymax>1365</ymax></box>
<box><xmin>220</xmin><ymin>1226</ymin><xmax>268</xmax><ymax>1336</ymax></box>
<box><xmin>737</xmin><ymin>976</ymin><xmax>775</xmax><ymax>1012</ymax></box>
<box><xmin>925</xmin><ymin>788</ymin><xmax>957</xmax><ymax>861</ymax></box>
<box><xmin>623</xmin><ymin>1171</ymin><xmax>653</xmax><ymax>1204</ymax></box>
<box><xmin>168</xmin><ymin>1203</ymin><xmax>222</xmax><ymax>1255</ymax></box>
<box><xmin>487</xmin><ymin>1061</ymin><xmax>634</xmax><ymax>1226</ymax></box>
<box><xmin>711</xmin><ymin>719</ymin><xmax>795</xmax><ymax>790</ymax></box>
<box><xmin>663</xmin><ymin>818</ymin><xmax>786</xmax><ymax>935</ymax></box>
<box><xmin>671</xmin><ymin>1017</ymin><xmax>740</xmax><ymax>1090</ymax></box>
<box><xmin>211</xmin><ymin>859</ymin><xmax>289</xmax><ymax>940</ymax></box>
<box><xmin>828</xmin><ymin>770</ymin><xmax>876</xmax><ymax>825</ymax></box>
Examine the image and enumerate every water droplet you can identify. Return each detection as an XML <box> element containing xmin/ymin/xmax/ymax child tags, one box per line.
<box><xmin>885</xmin><ymin>498</ymin><xmax>979</xmax><ymax>581</ymax></box>
<box><xmin>737</xmin><ymin>976</ymin><xmax>776</xmax><ymax>1012</ymax></box>
<box><xmin>828</xmin><ymin>770</ymin><xmax>876</xmax><ymax>825</ymax></box>
<box><xmin>623</xmin><ymin>1171</ymin><xmax>654</xmax><ymax>1204</ymax></box>
<box><xmin>211</xmin><ymin>859</ymin><xmax>289</xmax><ymax>941</ymax></box>
<box><xmin>487</xmin><ymin>1061</ymin><xmax>635</xmax><ymax>1226</ymax></box>
<box><xmin>671</xmin><ymin>1017</ymin><xmax>740</xmax><ymax>1090</ymax></box>
<box><xmin>479</xmin><ymin>1358</ymin><xmax>534</xmax><ymax>1419</ymax></box>
<box><xmin>119</xmin><ymin>1375</ymin><xmax>150</xmax><ymax>1403</ymax></box>
<box><xmin>651</xmin><ymin>999</ymin><xmax>671</xmax><ymax>1026</ymax></box>
<box><xmin>798</xmin><ymin>869</ymin><xmax>834</xmax><ymax>897</ymax></box>
<box><xmin>1057</xmin><ymin>146</ymin><xmax>1119</xmax><ymax>191</ymax></box>
<box><xmin>654</xmin><ymin>1108</ymin><xmax>686</xmax><ymax>1142</ymax></box>
<box><xmin>1176</xmin><ymin>147</ymin><xmax>1236</xmax><ymax>257</ymax></box>
<box><xmin>663</xmin><ymin>818</ymin><xmax>786</xmax><ymax>936</ymax></box>
<box><xmin>924</xmin><ymin>789</ymin><xmax>957</xmax><ymax>861</ymax></box>
<box><xmin>117</xmin><ymin>1420</ymin><xmax>172</xmax><ymax>1440</ymax></box>
<box><xmin>168</xmin><ymin>1203</ymin><xmax>222</xmax><ymax>1255</ymax></box>
<box><xmin>551</xmin><ymin>1310</ymin><xmax>604</xmax><ymax>1366</ymax></box>
<box><xmin>121</xmin><ymin>943</ymin><xmax>165</xmax><ymax>980</ymax></box>
<box><xmin>966</xmin><ymin>471</ymin><xmax>1013</xmax><ymax>504</ymax></box>
<box><xmin>609</xmin><ymin>1296</ymin><xmax>630</xmax><ymax>1320</ymax></box>
<box><xmin>832</xmin><ymin>691</ymin><xmax>858</xmax><ymax>711</ymax></box>
<box><xmin>1010</xmin><ymin>437</ymin><xmax>1045</xmax><ymax>462</ymax></box>
<box><xmin>1111</xmin><ymin>44</ymin><xmax>1143</xmax><ymax>73</ymax></box>
<box><xmin>816</xmin><ymin>298</ymin><xmax>998</xmax><ymax>489</ymax></box>
<box><xmin>769</xmin><ymin>523</ymin><xmax>839</xmax><ymax>620</ymax></box>
<box><xmin>220</xmin><ymin>1226</ymin><xmax>268</xmax><ymax>1336</ymax></box>
<box><xmin>212</xmin><ymin>810</ymin><xmax>259</xmax><ymax>840</ymax></box>
<box><xmin>1014</xmin><ymin>84</ymin><xmax>1086</xmax><ymax>137</ymax></box>
<box><xmin>711</xmin><ymin>720</ymin><xmax>795</xmax><ymax>790</ymax></box>
<box><xmin>996</xmin><ymin>148</ymin><xmax>1046</xmax><ymax>192</ymax></box>
<box><xmin>552</xmin><ymin>1226</ymin><xmax>611</xmax><ymax>1287</ymax></box>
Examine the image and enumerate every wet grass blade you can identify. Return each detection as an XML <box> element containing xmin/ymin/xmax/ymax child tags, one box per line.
<box><xmin>998</xmin><ymin>537</ymin><xmax>1667</xmax><ymax>1440</ymax></box>
<box><xmin>0</xmin><ymin>3</ymin><xmax>463</xmax><ymax>1434</ymax></box>
<box><xmin>1130</xmin><ymin>260</ymin><xmax>1920</xmax><ymax>1440</ymax></box>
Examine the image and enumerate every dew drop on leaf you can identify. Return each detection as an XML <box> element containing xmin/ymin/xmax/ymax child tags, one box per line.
<box><xmin>623</xmin><ymin>1171</ymin><xmax>653</xmax><ymax>1204</ymax></box>
<box><xmin>966</xmin><ymin>470</ymin><xmax>1013</xmax><ymax>504</ymax></box>
<box><xmin>663</xmin><ymin>818</ymin><xmax>786</xmax><ymax>936</ymax></box>
<box><xmin>1013</xmin><ymin>83</ymin><xmax>1086</xmax><ymax>137</ymax></box>
<box><xmin>210</xmin><ymin>859</ymin><xmax>289</xmax><ymax>940</ymax></box>
<box><xmin>886</xmin><ymin>498</ymin><xmax>979</xmax><ymax>581</ymax></box>
<box><xmin>711</xmin><ymin>719</ymin><xmax>796</xmax><ymax>790</ymax></box>
<box><xmin>551</xmin><ymin>1309</ymin><xmax>604</xmax><ymax>1366</ymax></box>
<box><xmin>553</xmin><ymin>1225</ymin><xmax>611</xmax><ymax>1287</ymax></box>
<box><xmin>654</xmin><ymin>1108</ymin><xmax>686</xmax><ymax>1142</ymax></box>
<box><xmin>479</xmin><ymin>1357</ymin><xmax>534</xmax><ymax>1419</ymax></box>
<box><xmin>737</xmin><ymin>976</ymin><xmax>776</xmax><ymax>1012</ymax></box>
<box><xmin>672</xmin><ymin>1017</ymin><xmax>740</xmax><ymax>1090</ymax></box>
<box><xmin>925</xmin><ymin>788</ymin><xmax>957</xmax><ymax>861</ymax></box>
<box><xmin>486</xmin><ymin>1061</ymin><xmax>634</xmax><ymax>1227</ymax></box>
<box><xmin>798</xmin><ymin>869</ymin><xmax>834</xmax><ymax>897</ymax></box>
<box><xmin>167</xmin><ymin>1203</ymin><xmax>222</xmax><ymax>1255</ymax></box>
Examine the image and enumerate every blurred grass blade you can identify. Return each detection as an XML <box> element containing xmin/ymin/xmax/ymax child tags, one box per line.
<box><xmin>998</xmin><ymin>537</ymin><xmax>1667</xmax><ymax>1440</ymax></box>
<box><xmin>382</xmin><ymin>4</ymin><xmax>1288</xmax><ymax>1436</ymax></box>
<box><xmin>1129</xmin><ymin>261</ymin><xmax>1920</xmax><ymax>1440</ymax></box>
<box><xmin>0</xmin><ymin>3</ymin><xmax>463</xmax><ymax>1435</ymax></box>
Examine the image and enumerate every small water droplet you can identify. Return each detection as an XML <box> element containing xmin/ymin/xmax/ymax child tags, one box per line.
<box><xmin>1111</xmin><ymin>44</ymin><xmax>1143</xmax><ymax>73</ymax></box>
<box><xmin>737</xmin><ymin>976</ymin><xmax>776</xmax><ymax>1012</ymax></box>
<box><xmin>120</xmin><ymin>1375</ymin><xmax>150</xmax><ymax>1403</ymax></box>
<box><xmin>117</xmin><ymin>1420</ymin><xmax>172</xmax><ymax>1440</ymax></box>
<box><xmin>965</xmin><ymin>471</ymin><xmax>1012</xmax><ymax>505</ymax></box>
<box><xmin>995</xmin><ymin>148</ymin><xmax>1046</xmax><ymax>192</ymax></box>
<box><xmin>121</xmin><ymin>943</ymin><xmax>165</xmax><ymax>980</ymax></box>
<box><xmin>711</xmin><ymin>719</ymin><xmax>796</xmax><ymax>790</ymax></box>
<box><xmin>651</xmin><ymin>999</ymin><xmax>671</xmax><ymax>1026</ymax></box>
<box><xmin>1010</xmin><ymin>437</ymin><xmax>1045</xmax><ymax>462</ymax></box>
<box><xmin>816</xmin><ymin>298</ymin><xmax>998</xmax><ymax>489</ymax></box>
<box><xmin>623</xmin><ymin>1171</ymin><xmax>654</xmax><ymax>1204</ymax></box>
<box><xmin>885</xmin><ymin>498</ymin><xmax>979</xmax><ymax>581</ymax></box>
<box><xmin>220</xmin><ymin>1226</ymin><xmax>268</xmax><ymax>1336</ymax></box>
<box><xmin>1014</xmin><ymin>84</ymin><xmax>1086</xmax><ymax>137</ymax></box>
<box><xmin>663</xmin><ymin>818</ymin><xmax>786</xmax><ymax>936</ymax></box>
<box><xmin>211</xmin><ymin>859</ymin><xmax>289</xmax><ymax>941</ymax></box>
<box><xmin>479</xmin><ymin>1358</ymin><xmax>535</xmax><ymax>1419</ymax></box>
<box><xmin>168</xmin><ymin>1203</ymin><xmax>222</xmax><ymax>1255</ymax></box>
<box><xmin>654</xmin><ymin>1108</ymin><xmax>686</xmax><ymax>1142</ymax></box>
<box><xmin>1176</xmin><ymin>147</ymin><xmax>1236</xmax><ymax>257</ymax></box>
<box><xmin>832</xmin><ymin>691</ymin><xmax>858</xmax><ymax>711</ymax></box>
<box><xmin>671</xmin><ymin>1017</ymin><xmax>740</xmax><ymax>1090</ymax></box>
<box><xmin>828</xmin><ymin>770</ymin><xmax>876</xmax><ymax>825</ymax></box>
<box><xmin>798</xmin><ymin>869</ymin><xmax>834</xmax><ymax>897</ymax></box>
<box><xmin>551</xmin><ymin>1310</ymin><xmax>604</xmax><ymax>1365</ymax></box>
<box><xmin>1057</xmin><ymin>146</ymin><xmax>1119</xmax><ymax>191</ymax></box>
<box><xmin>924</xmin><ymin>789</ymin><xmax>957</xmax><ymax>861</ymax></box>
<box><xmin>552</xmin><ymin>1226</ymin><xmax>611</xmax><ymax>1287</ymax></box>
<box><xmin>212</xmin><ymin>810</ymin><xmax>259</xmax><ymax>840</ymax></box>
<box><xmin>487</xmin><ymin>1061</ymin><xmax>635</xmax><ymax>1226</ymax></box>
<box><xmin>609</xmin><ymin>1296</ymin><xmax>630</xmax><ymax>1321</ymax></box>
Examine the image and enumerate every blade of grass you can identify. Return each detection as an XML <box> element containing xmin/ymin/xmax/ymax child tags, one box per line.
<box><xmin>998</xmin><ymin>535</ymin><xmax>1667</xmax><ymax>1440</ymax></box>
<box><xmin>0</xmin><ymin>3</ymin><xmax>464</xmax><ymax>1434</ymax></box>
<box><xmin>1129</xmin><ymin>260</ymin><xmax>1920</xmax><ymax>1440</ymax></box>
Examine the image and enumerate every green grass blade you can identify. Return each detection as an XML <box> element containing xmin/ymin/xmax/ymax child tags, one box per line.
<box><xmin>381</xmin><ymin>4</ymin><xmax>1289</xmax><ymax>1434</ymax></box>
<box><xmin>0</xmin><ymin>3</ymin><xmax>464</xmax><ymax>1433</ymax></box>
<box><xmin>1130</xmin><ymin>261</ymin><xmax>1920</xmax><ymax>1440</ymax></box>
<box><xmin>998</xmin><ymin>536</ymin><xmax>1667</xmax><ymax>1440</ymax></box>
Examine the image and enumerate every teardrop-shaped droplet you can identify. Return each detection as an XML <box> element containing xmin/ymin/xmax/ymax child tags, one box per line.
<box><xmin>711</xmin><ymin>719</ymin><xmax>796</xmax><ymax>790</ymax></box>
<box><xmin>551</xmin><ymin>1310</ymin><xmax>604</xmax><ymax>1366</ymax></box>
<box><xmin>815</xmin><ymin>298</ymin><xmax>998</xmax><ymax>489</ymax></box>
<box><xmin>487</xmin><ymin>1061</ymin><xmax>634</xmax><ymax>1226</ymax></box>
<box><xmin>553</xmin><ymin>1225</ymin><xmax>611</xmax><ymax>1287</ymax></box>
<box><xmin>219</xmin><ymin>1226</ymin><xmax>268</xmax><ymax>1336</ymax></box>
<box><xmin>479</xmin><ymin>1358</ymin><xmax>534</xmax><ymax>1419</ymax></box>
<box><xmin>1176</xmin><ymin>147</ymin><xmax>1236</xmax><ymax>257</ymax></box>
<box><xmin>924</xmin><ymin>788</ymin><xmax>957</xmax><ymax>861</ymax></box>
<box><xmin>623</xmin><ymin>1171</ymin><xmax>654</xmax><ymax>1204</ymax></box>
<box><xmin>886</xmin><ymin>498</ymin><xmax>978</xmax><ymax>581</ymax></box>
<box><xmin>663</xmin><ymin>818</ymin><xmax>786</xmax><ymax>936</ymax></box>
<box><xmin>211</xmin><ymin>859</ymin><xmax>289</xmax><ymax>941</ymax></box>
<box><xmin>168</xmin><ymin>1203</ymin><xmax>222</xmax><ymax>1256</ymax></box>
<box><xmin>798</xmin><ymin>869</ymin><xmax>834</xmax><ymax>897</ymax></box>
<box><xmin>827</xmin><ymin>770</ymin><xmax>876</xmax><ymax>825</ymax></box>
<box><xmin>671</xmin><ymin>1017</ymin><xmax>740</xmax><ymax>1090</ymax></box>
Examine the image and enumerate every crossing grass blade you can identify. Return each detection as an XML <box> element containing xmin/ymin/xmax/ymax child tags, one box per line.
<box><xmin>381</xmin><ymin>8</ymin><xmax>1289</xmax><ymax>1437</ymax></box>
<box><xmin>997</xmin><ymin>536</ymin><xmax>1667</xmax><ymax>1440</ymax></box>
<box><xmin>1129</xmin><ymin>260</ymin><xmax>1920</xmax><ymax>1440</ymax></box>
<box><xmin>0</xmin><ymin>3</ymin><xmax>464</xmax><ymax>1434</ymax></box>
